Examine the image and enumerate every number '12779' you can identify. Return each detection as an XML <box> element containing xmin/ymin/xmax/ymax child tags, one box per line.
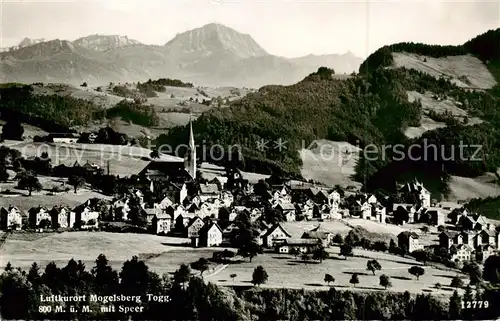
<box><xmin>461</xmin><ymin>301</ymin><xmax>489</xmax><ymax>309</ymax></box>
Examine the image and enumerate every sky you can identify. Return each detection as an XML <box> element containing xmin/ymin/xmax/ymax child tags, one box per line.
<box><xmin>1</xmin><ymin>0</ymin><xmax>499</xmax><ymax>58</ymax></box>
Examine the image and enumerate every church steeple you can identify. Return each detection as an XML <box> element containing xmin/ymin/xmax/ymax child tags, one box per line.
<box><xmin>184</xmin><ymin>114</ymin><xmax>197</xmax><ymax>180</ymax></box>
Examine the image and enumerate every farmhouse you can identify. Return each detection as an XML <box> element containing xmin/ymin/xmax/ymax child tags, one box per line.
<box><xmin>49</xmin><ymin>206</ymin><xmax>76</xmax><ymax>229</ymax></box>
<box><xmin>28</xmin><ymin>206</ymin><xmax>51</xmax><ymax>228</ymax></box>
<box><xmin>187</xmin><ymin>216</ymin><xmax>205</xmax><ymax>238</ymax></box>
<box><xmin>48</xmin><ymin>132</ymin><xmax>80</xmax><ymax>144</ymax></box>
<box><xmin>450</xmin><ymin>244</ymin><xmax>473</xmax><ymax>262</ymax></box>
<box><xmin>397</xmin><ymin>231</ymin><xmax>423</xmax><ymax>253</ymax></box>
<box><xmin>301</xmin><ymin>224</ymin><xmax>333</xmax><ymax>247</ymax></box>
<box><xmin>277</xmin><ymin>238</ymin><xmax>321</xmax><ymax>254</ymax></box>
<box><xmin>152</xmin><ymin>213</ymin><xmax>171</xmax><ymax>235</ymax></box>
<box><xmin>197</xmin><ymin>222</ymin><xmax>223</xmax><ymax>247</ymax></box>
<box><xmin>260</xmin><ymin>223</ymin><xmax>292</xmax><ymax>248</ymax></box>
<box><xmin>0</xmin><ymin>206</ymin><xmax>23</xmax><ymax>230</ymax></box>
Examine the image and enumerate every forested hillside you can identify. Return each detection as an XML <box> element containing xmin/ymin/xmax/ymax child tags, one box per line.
<box><xmin>158</xmin><ymin>29</ymin><xmax>500</xmax><ymax>199</ymax></box>
<box><xmin>0</xmin><ymin>84</ymin><xmax>160</xmax><ymax>131</ymax></box>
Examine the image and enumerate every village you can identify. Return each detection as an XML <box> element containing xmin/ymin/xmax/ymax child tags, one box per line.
<box><xmin>0</xmin><ymin>121</ymin><xmax>499</xmax><ymax>294</ymax></box>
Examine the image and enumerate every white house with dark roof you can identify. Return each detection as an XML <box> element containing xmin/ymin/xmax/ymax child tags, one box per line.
<box><xmin>0</xmin><ymin>206</ymin><xmax>23</xmax><ymax>230</ymax></box>
<box><xmin>260</xmin><ymin>223</ymin><xmax>292</xmax><ymax>248</ymax></box>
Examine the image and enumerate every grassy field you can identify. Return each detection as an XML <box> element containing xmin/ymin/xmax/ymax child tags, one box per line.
<box><xmin>0</xmin><ymin>231</ymin><xmax>467</xmax><ymax>297</ymax></box>
<box><xmin>392</xmin><ymin>53</ymin><xmax>497</xmax><ymax>90</ymax></box>
<box><xmin>205</xmin><ymin>247</ymin><xmax>466</xmax><ymax>296</ymax></box>
<box><xmin>1</xmin><ymin>140</ymin><xmax>181</xmax><ymax>177</ymax></box>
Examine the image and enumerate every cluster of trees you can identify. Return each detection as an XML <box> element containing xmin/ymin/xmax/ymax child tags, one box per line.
<box><xmin>106</xmin><ymin>100</ymin><xmax>160</xmax><ymax>127</ymax></box>
<box><xmin>0</xmin><ymin>84</ymin><xmax>106</xmax><ymax>128</ymax></box>
<box><xmin>3</xmin><ymin>254</ymin><xmax>499</xmax><ymax>320</ymax></box>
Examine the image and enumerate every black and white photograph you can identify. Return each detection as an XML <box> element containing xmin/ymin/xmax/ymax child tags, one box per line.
<box><xmin>1</xmin><ymin>0</ymin><xmax>500</xmax><ymax>319</ymax></box>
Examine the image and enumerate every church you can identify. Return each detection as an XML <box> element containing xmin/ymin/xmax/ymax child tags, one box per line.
<box><xmin>139</xmin><ymin>119</ymin><xmax>197</xmax><ymax>187</ymax></box>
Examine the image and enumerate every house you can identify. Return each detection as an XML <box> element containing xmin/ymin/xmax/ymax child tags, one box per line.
<box><xmin>392</xmin><ymin>204</ymin><xmax>417</xmax><ymax>224</ymax></box>
<box><xmin>0</xmin><ymin>206</ymin><xmax>23</xmax><ymax>230</ymax></box>
<box><xmin>298</xmin><ymin>203</ymin><xmax>315</xmax><ymax>221</ymax></box>
<box><xmin>28</xmin><ymin>206</ymin><xmax>51</xmax><ymax>228</ymax></box>
<box><xmin>260</xmin><ymin>223</ymin><xmax>292</xmax><ymax>248</ymax></box>
<box><xmin>143</xmin><ymin>208</ymin><xmax>159</xmax><ymax>225</ymax></box>
<box><xmin>276</xmin><ymin>238</ymin><xmax>321</xmax><ymax>254</ymax></box>
<box><xmin>439</xmin><ymin>231</ymin><xmax>460</xmax><ymax>249</ymax></box>
<box><xmin>475</xmin><ymin>229</ymin><xmax>497</xmax><ymax>248</ymax></box>
<box><xmin>301</xmin><ymin>224</ymin><xmax>333</xmax><ymax>247</ymax></box>
<box><xmin>220</xmin><ymin>191</ymin><xmax>234</xmax><ymax>207</ymax></box>
<box><xmin>139</xmin><ymin>160</ymin><xmax>191</xmax><ymax>186</ymax></box>
<box><xmin>352</xmin><ymin>201</ymin><xmax>371</xmax><ymax>219</ymax></box>
<box><xmin>425</xmin><ymin>207</ymin><xmax>445</xmax><ymax>226</ymax></box>
<box><xmin>473</xmin><ymin>215</ymin><xmax>492</xmax><ymax>231</ymax></box>
<box><xmin>328</xmin><ymin>190</ymin><xmax>341</xmax><ymax>206</ymax></box>
<box><xmin>398</xmin><ymin>180</ymin><xmax>431</xmax><ymax>207</ymax></box>
<box><xmin>457</xmin><ymin>215</ymin><xmax>476</xmax><ymax>231</ymax></box>
<box><xmin>199</xmin><ymin>183</ymin><xmax>220</xmax><ymax>202</ymax></box>
<box><xmin>73</xmin><ymin>205</ymin><xmax>99</xmax><ymax>228</ymax></box>
<box><xmin>48</xmin><ymin>132</ymin><xmax>80</xmax><ymax>144</ymax></box>
<box><xmin>450</xmin><ymin>244</ymin><xmax>473</xmax><ymax>262</ymax></box>
<box><xmin>112</xmin><ymin>197</ymin><xmax>131</xmax><ymax>221</ymax></box>
<box><xmin>371</xmin><ymin>203</ymin><xmax>386</xmax><ymax>223</ymax></box>
<box><xmin>274</xmin><ymin>202</ymin><xmax>296</xmax><ymax>222</ymax></box>
<box><xmin>460</xmin><ymin>231</ymin><xmax>477</xmax><ymax>248</ymax></box>
<box><xmin>197</xmin><ymin>222</ymin><xmax>223</xmax><ymax>247</ymax></box>
<box><xmin>397</xmin><ymin>231</ymin><xmax>423</xmax><ymax>253</ymax></box>
<box><xmin>49</xmin><ymin>206</ymin><xmax>75</xmax><ymax>228</ymax></box>
<box><xmin>187</xmin><ymin>216</ymin><xmax>205</xmax><ymax>238</ymax></box>
<box><xmin>154</xmin><ymin>195</ymin><xmax>174</xmax><ymax>211</ymax></box>
<box><xmin>174</xmin><ymin>212</ymin><xmax>196</xmax><ymax>230</ymax></box>
<box><xmin>152</xmin><ymin>213</ymin><xmax>171</xmax><ymax>235</ymax></box>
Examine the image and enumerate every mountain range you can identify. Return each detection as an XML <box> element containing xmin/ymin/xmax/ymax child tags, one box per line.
<box><xmin>0</xmin><ymin>23</ymin><xmax>363</xmax><ymax>87</ymax></box>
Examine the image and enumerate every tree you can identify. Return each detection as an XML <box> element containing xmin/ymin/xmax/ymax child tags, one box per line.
<box><xmin>340</xmin><ymin>243</ymin><xmax>353</xmax><ymax>259</ymax></box>
<box><xmin>462</xmin><ymin>261</ymin><xmax>482</xmax><ymax>285</ymax></box>
<box><xmin>237</xmin><ymin>241</ymin><xmax>263</xmax><ymax>263</ymax></box>
<box><xmin>301</xmin><ymin>253</ymin><xmax>310</xmax><ymax>264</ymax></box>
<box><xmin>150</xmin><ymin>149</ymin><xmax>160</xmax><ymax>159</ymax></box>
<box><xmin>252</xmin><ymin>266</ymin><xmax>268</xmax><ymax>286</ymax></box>
<box><xmin>450</xmin><ymin>275</ymin><xmax>464</xmax><ymax>288</ymax></box>
<box><xmin>0</xmin><ymin>165</ymin><xmax>9</xmax><ymax>182</ymax></box>
<box><xmin>312</xmin><ymin>246</ymin><xmax>330</xmax><ymax>263</ymax></box>
<box><xmin>412</xmin><ymin>249</ymin><xmax>431</xmax><ymax>265</ymax></box>
<box><xmin>173</xmin><ymin>264</ymin><xmax>191</xmax><ymax>288</ymax></box>
<box><xmin>27</xmin><ymin>262</ymin><xmax>41</xmax><ymax>287</ymax></box>
<box><xmin>4</xmin><ymin>262</ymin><xmax>13</xmax><ymax>272</ymax></box>
<box><xmin>324</xmin><ymin>273</ymin><xmax>335</xmax><ymax>286</ymax></box>
<box><xmin>408</xmin><ymin>266</ymin><xmax>425</xmax><ymax>280</ymax></box>
<box><xmin>449</xmin><ymin>290</ymin><xmax>462</xmax><ymax>319</ymax></box>
<box><xmin>483</xmin><ymin>254</ymin><xmax>500</xmax><ymax>284</ymax></box>
<box><xmin>372</xmin><ymin>241</ymin><xmax>388</xmax><ymax>252</ymax></box>
<box><xmin>366</xmin><ymin>259</ymin><xmax>382</xmax><ymax>275</ymax></box>
<box><xmin>349</xmin><ymin>273</ymin><xmax>359</xmax><ymax>287</ymax></box>
<box><xmin>332</xmin><ymin>233</ymin><xmax>343</xmax><ymax>244</ymax></box>
<box><xmin>91</xmin><ymin>254</ymin><xmax>119</xmax><ymax>295</ymax></box>
<box><xmin>379</xmin><ymin>274</ymin><xmax>392</xmax><ymax>289</ymax></box>
<box><xmin>2</xmin><ymin>121</ymin><xmax>24</xmax><ymax>141</ymax></box>
<box><xmin>17</xmin><ymin>173</ymin><xmax>42</xmax><ymax>196</ymax></box>
<box><xmin>190</xmin><ymin>258</ymin><xmax>209</xmax><ymax>279</ymax></box>
<box><xmin>230</xmin><ymin>273</ymin><xmax>237</xmax><ymax>282</ymax></box>
<box><xmin>289</xmin><ymin>247</ymin><xmax>300</xmax><ymax>258</ymax></box>
<box><xmin>68</xmin><ymin>175</ymin><xmax>85</xmax><ymax>193</ymax></box>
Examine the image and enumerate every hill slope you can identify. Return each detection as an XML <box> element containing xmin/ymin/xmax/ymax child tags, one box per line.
<box><xmin>1</xmin><ymin>24</ymin><xmax>362</xmax><ymax>88</ymax></box>
<box><xmin>157</xmin><ymin>29</ymin><xmax>500</xmax><ymax>200</ymax></box>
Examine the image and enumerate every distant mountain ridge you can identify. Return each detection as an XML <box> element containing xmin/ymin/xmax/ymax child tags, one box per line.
<box><xmin>0</xmin><ymin>23</ymin><xmax>363</xmax><ymax>87</ymax></box>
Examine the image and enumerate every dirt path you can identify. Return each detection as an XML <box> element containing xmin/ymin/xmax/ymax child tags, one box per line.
<box><xmin>204</xmin><ymin>264</ymin><xmax>229</xmax><ymax>278</ymax></box>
